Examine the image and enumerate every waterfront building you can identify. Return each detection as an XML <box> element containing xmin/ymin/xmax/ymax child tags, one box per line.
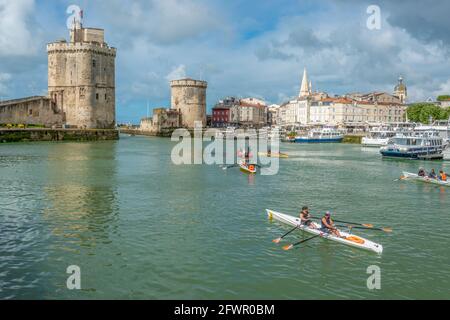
<box><xmin>393</xmin><ymin>76</ymin><xmax>408</xmax><ymax>103</ymax></box>
<box><xmin>212</xmin><ymin>106</ymin><xmax>231</xmax><ymax>127</ymax></box>
<box><xmin>236</xmin><ymin>98</ymin><xmax>267</xmax><ymax>128</ymax></box>
<box><xmin>277</xmin><ymin>69</ymin><xmax>407</xmax><ymax>127</ymax></box>
<box><xmin>140</xmin><ymin>108</ymin><xmax>180</xmax><ymax>133</ymax></box>
<box><xmin>0</xmin><ymin>15</ymin><xmax>117</xmax><ymax>129</ymax></box>
<box><xmin>170</xmin><ymin>78</ymin><xmax>207</xmax><ymax>128</ymax></box>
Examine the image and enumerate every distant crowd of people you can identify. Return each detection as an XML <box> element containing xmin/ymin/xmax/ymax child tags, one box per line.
<box><xmin>418</xmin><ymin>168</ymin><xmax>447</xmax><ymax>181</ymax></box>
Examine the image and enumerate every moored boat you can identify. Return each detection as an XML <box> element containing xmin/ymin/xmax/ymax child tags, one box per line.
<box><xmin>401</xmin><ymin>172</ymin><xmax>449</xmax><ymax>187</ymax></box>
<box><xmin>380</xmin><ymin>131</ymin><xmax>446</xmax><ymax>160</ymax></box>
<box><xmin>295</xmin><ymin>128</ymin><xmax>344</xmax><ymax>143</ymax></box>
<box><xmin>362</xmin><ymin>127</ymin><xmax>397</xmax><ymax>147</ymax></box>
<box><xmin>266</xmin><ymin>209</ymin><xmax>383</xmax><ymax>254</ymax></box>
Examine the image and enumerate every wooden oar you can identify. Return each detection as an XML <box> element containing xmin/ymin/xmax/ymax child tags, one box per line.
<box><xmin>222</xmin><ymin>164</ymin><xmax>239</xmax><ymax>170</ymax></box>
<box><xmin>311</xmin><ymin>217</ymin><xmax>374</xmax><ymax>228</ymax></box>
<box><xmin>337</xmin><ymin>224</ymin><xmax>393</xmax><ymax>233</ymax></box>
<box><xmin>273</xmin><ymin>225</ymin><xmax>300</xmax><ymax>244</ymax></box>
<box><xmin>282</xmin><ymin>234</ymin><xmax>322</xmax><ymax>251</ymax></box>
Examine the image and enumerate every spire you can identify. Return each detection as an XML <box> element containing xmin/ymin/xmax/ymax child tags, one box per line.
<box><xmin>299</xmin><ymin>68</ymin><xmax>310</xmax><ymax>98</ymax></box>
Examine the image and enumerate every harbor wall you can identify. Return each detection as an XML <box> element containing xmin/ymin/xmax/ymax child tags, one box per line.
<box><xmin>0</xmin><ymin>129</ymin><xmax>119</xmax><ymax>143</ymax></box>
<box><xmin>343</xmin><ymin>135</ymin><xmax>363</xmax><ymax>144</ymax></box>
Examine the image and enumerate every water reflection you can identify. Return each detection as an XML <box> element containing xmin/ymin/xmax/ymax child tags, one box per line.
<box><xmin>42</xmin><ymin>142</ymin><xmax>119</xmax><ymax>250</ymax></box>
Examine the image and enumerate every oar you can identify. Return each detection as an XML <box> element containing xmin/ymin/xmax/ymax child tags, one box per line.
<box><xmin>337</xmin><ymin>224</ymin><xmax>393</xmax><ymax>233</ymax></box>
<box><xmin>273</xmin><ymin>225</ymin><xmax>300</xmax><ymax>244</ymax></box>
<box><xmin>282</xmin><ymin>234</ymin><xmax>322</xmax><ymax>251</ymax></box>
<box><xmin>222</xmin><ymin>164</ymin><xmax>239</xmax><ymax>170</ymax></box>
<box><xmin>311</xmin><ymin>217</ymin><xmax>374</xmax><ymax>228</ymax></box>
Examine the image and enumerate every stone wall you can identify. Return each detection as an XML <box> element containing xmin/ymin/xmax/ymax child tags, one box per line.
<box><xmin>0</xmin><ymin>128</ymin><xmax>119</xmax><ymax>143</ymax></box>
<box><xmin>170</xmin><ymin>79</ymin><xmax>207</xmax><ymax>128</ymax></box>
<box><xmin>0</xmin><ymin>96</ymin><xmax>64</xmax><ymax>127</ymax></box>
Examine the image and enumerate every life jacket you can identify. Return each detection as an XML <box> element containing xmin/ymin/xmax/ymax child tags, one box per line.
<box><xmin>441</xmin><ymin>173</ymin><xmax>447</xmax><ymax>181</ymax></box>
<box><xmin>321</xmin><ymin>216</ymin><xmax>332</xmax><ymax>229</ymax></box>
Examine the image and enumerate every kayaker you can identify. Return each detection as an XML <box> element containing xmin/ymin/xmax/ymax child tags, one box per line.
<box><xmin>299</xmin><ymin>206</ymin><xmax>316</xmax><ymax>228</ymax></box>
<box><xmin>320</xmin><ymin>212</ymin><xmax>342</xmax><ymax>238</ymax></box>
<box><xmin>418</xmin><ymin>168</ymin><xmax>426</xmax><ymax>177</ymax></box>
<box><xmin>439</xmin><ymin>170</ymin><xmax>447</xmax><ymax>181</ymax></box>
<box><xmin>429</xmin><ymin>169</ymin><xmax>437</xmax><ymax>179</ymax></box>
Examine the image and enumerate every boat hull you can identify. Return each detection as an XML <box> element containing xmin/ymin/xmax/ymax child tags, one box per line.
<box><xmin>402</xmin><ymin>172</ymin><xmax>449</xmax><ymax>187</ymax></box>
<box><xmin>266</xmin><ymin>209</ymin><xmax>383</xmax><ymax>254</ymax></box>
<box><xmin>239</xmin><ymin>164</ymin><xmax>257</xmax><ymax>174</ymax></box>
<box><xmin>295</xmin><ymin>137</ymin><xmax>343</xmax><ymax>143</ymax></box>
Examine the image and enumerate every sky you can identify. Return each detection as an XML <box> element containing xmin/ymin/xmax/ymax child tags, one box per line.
<box><xmin>1</xmin><ymin>0</ymin><xmax>450</xmax><ymax>124</ymax></box>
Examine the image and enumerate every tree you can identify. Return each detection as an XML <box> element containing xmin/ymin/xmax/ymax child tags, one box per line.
<box><xmin>407</xmin><ymin>103</ymin><xmax>450</xmax><ymax>123</ymax></box>
<box><xmin>437</xmin><ymin>95</ymin><xmax>450</xmax><ymax>101</ymax></box>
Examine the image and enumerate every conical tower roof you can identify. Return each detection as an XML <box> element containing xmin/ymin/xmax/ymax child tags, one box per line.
<box><xmin>299</xmin><ymin>68</ymin><xmax>310</xmax><ymax>98</ymax></box>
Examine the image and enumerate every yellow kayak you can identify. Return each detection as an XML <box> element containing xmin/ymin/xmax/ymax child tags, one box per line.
<box><xmin>258</xmin><ymin>152</ymin><xmax>289</xmax><ymax>158</ymax></box>
<box><xmin>239</xmin><ymin>163</ymin><xmax>257</xmax><ymax>174</ymax></box>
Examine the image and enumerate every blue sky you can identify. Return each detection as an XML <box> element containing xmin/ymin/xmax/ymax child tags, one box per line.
<box><xmin>1</xmin><ymin>0</ymin><xmax>450</xmax><ymax>124</ymax></box>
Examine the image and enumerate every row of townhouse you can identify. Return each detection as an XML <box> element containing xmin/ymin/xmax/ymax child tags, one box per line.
<box><xmin>212</xmin><ymin>97</ymin><xmax>268</xmax><ymax>128</ymax></box>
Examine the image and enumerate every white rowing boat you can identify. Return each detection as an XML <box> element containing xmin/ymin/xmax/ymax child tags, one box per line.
<box><xmin>402</xmin><ymin>172</ymin><xmax>449</xmax><ymax>187</ymax></box>
<box><xmin>239</xmin><ymin>162</ymin><xmax>257</xmax><ymax>174</ymax></box>
<box><xmin>266</xmin><ymin>209</ymin><xmax>383</xmax><ymax>254</ymax></box>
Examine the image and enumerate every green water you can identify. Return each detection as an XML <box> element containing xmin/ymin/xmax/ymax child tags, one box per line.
<box><xmin>0</xmin><ymin>136</ymin><xmax>449</xmax><ymax>299</ymax></box>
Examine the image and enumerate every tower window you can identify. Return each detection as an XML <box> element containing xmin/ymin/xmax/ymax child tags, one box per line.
<box><xmin>29</xmin><ymin>109</ymin><xmax>33</xmax><ymax>116</ymax></box>
<box><xmin>93</xmin><ymin>60</ymin><xmax>96</xmax><ymax>68</ymax></box>
<box><xmin>96</xmin><ymin>93</ymin><xmax>99</xmax><ymax>100</ymax></box>
<box><xmin>105</xmin><ymin>94</ymin><xmax>107</xmax><ymax>100</ymax></box>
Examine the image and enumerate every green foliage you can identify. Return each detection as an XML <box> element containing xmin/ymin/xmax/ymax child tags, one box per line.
<box><xmin>407</xmin><ymin>103</ymin><xmax>450</xmax><ymax>123</ymax></box>
<box><xmin>437</xmin><ymin>95</ymin><xmax>450</xmax><ymax>101</ymax></box>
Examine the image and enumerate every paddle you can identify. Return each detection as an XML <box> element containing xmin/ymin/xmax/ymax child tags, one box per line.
<box><xmin>273</xmin><ymin>225</ymin><xmax>300</xmax><ymax>244</ymax></box>
<box><xmin>222</xmin><ymin>164</ymin><xmax>239</xmax><ymax>170</ymax></box>
<box><xmin>337</xmin><ymin>224</ymin><xmax>393</xmax><ymax>233</ymax></box>
<box><xmin>282</xmin><ymin>234</ymin><xmax>322</xmax><ymax>251</ymax></box>
<box><xmin>311</xmin><ymin>217</ymin><xmax>374</xmax><ymax>229</ymax></box>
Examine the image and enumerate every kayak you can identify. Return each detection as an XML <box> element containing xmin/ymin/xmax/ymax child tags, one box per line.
<box><xmin>240</xmin><ymin>163</ymin><xmax>257</xmax><ymax>174</ymax></box>
<box><xmin>402</xmin><ymin>172</ymin><xmax>449</xmax><ymax>187</ymax></box>
<box><xmin>266</xmin><ymin>209</ymin><xmax>383</xmax><ymax>254</ymax></box>
<box><xmin>258</xmin><ymin>152</ymin><xmax>289</xmax><ymax>158</ymax></box>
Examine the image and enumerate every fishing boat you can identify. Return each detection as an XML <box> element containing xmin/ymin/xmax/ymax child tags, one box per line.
<box><xmin>239</xmin><ymin>162</ymin><xmax>257</xmax><ymax>174</ymax></box>
<box><xmin>281</xmin><ymin>135</ymin><xmax>296</xmax><ymax>143</ymax></box>
<box><xmin>380</xmin><ymin>131</ymin><xmax>446</xmax><ymax>160</ymax></box>
<box><xmin>258</xmin><ymin>152</ymin><xmax>289</xmax><ymax>158</ymax></box>
<box><xmin>266</xmin><ymin>209</ymin><xmax>383</xmax><ymax>254</ymax></box>
<box><xmin>401</xmin><ymin>172</ymin><xmax>449</xmax><ymax>187</ymax></box>
<box><xmin>295</xmin><ymin>128</ymin><xmax>344</xmax><ymax>143</ymax></box>
<box><xmin>362</xmin><ymin>127</ymin><xmax>397</xmax><ymax>147</ymax></box>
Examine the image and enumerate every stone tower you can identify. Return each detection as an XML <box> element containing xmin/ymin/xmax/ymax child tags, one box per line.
<box><xmin>170</xmin><ymin>78</ymin><xmax>207</xmax><ymax>128</ymax></box>
<box><xmin>394</xmin><ymin>76</ymin><xmax>407</xmax><ymax>104</ymax></box>
<box><xmin>47</xmin><ymin>21</ymin><xmax>116</xmax><ymax>129</ymax></box>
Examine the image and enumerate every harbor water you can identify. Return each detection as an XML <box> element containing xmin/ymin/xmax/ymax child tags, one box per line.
<box><xmin>0</xmin><ymin>136</ymin><xmax>449</xmax><ymax>299</ymax></box>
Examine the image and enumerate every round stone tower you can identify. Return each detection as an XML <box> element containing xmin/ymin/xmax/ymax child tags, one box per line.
<box><xmin>170</xmin><ymin>78</ymin><xmax>207</xmax><ymax>128</ymax></box>
<box><xmin>47</xmin><ymin>24</ymin><xmax>116</xmax><ymax>129</ymax></box>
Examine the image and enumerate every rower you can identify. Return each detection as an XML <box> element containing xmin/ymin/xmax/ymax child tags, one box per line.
<box><xmin>429</xmin><ymin>169</ymin><xmax>437</xmax><ymax>179</ymax></box>
<box><xmin>439</xmin><ymin>170</ymin><xmax>447</xmax><ymax>181</ymax></box>
<box><xmin>299</xmin><ymin>206</ymin><xmax>316</xmax><ymax>229</ymax></box>
<box><xmin>418</xmin><ymin>168</ymin><xmax>426</xmax><ymax>177</ymax></box>
<box><xmin>320</xmin><ymin>212</ymin><xmax>343</xmax><ymax>238</ymax></box>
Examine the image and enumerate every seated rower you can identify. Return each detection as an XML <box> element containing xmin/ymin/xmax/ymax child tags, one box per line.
<box><xmin>320</xmin><ymin>212</ymin><xmax>342</xmax><ymax>238</ymax></box>
<box><xmin>429</xmin><ymin>169</ymin><xmax>437</xmax><ymax>179</ymax></box>
<box><xmin>418</xmin><ymin>168</ymin><xmax>426</xmax><ymax>177</ymax></box>
<box><xmin>299</xmin><ymin>206</ymin><xmax>316</xmax><ymax>229</ymax></box>
<box><xmin>439</xmin><ymin>170</ymin><xmax>447</xmax><ymax>181</ymax></box>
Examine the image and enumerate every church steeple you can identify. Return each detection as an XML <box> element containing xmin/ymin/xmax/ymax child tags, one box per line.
<box><xmin>299</xmin><ymin>68</ymin><xmax>311</xmax><ymax>98</ymax></box>
<box><xmin>394</xmin><ymin>75</ymin><xmax>407</xmax><ymax>104</ymax></box>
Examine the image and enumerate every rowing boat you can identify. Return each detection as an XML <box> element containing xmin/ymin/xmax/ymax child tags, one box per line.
<box><xmin>402</xmin><ymin>171</ymin><xmax>449</xmax><ymax>187</ymax></box>
<box><xmin>240</xmin><ymin>163</ymin><xmax>257</xmax><ymax>174</ymax></box>
<box><xmin>258</xmin><ymin>152</ymin><xmax>289</xmax><ymax>158</ymax></box>
<box><xmin>266</xmin><ymin>209</ymin><xmax>383</xmax><ymax>254</ymax></box>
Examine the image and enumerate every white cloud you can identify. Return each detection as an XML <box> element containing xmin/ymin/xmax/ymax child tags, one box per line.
<box><xmin>0</xmin><ymin>73</ymin><xmax>12</xmax><ymax>95</ymax></box>
<box><xmin>0</xmin><ymin>0</ymin><xmax>37</xmax><ymax>56</ymax></box>
<box><xmin>166</xmin><ymin>65</ymin><xmax>187</xmax><ymax>81</ymax></box>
